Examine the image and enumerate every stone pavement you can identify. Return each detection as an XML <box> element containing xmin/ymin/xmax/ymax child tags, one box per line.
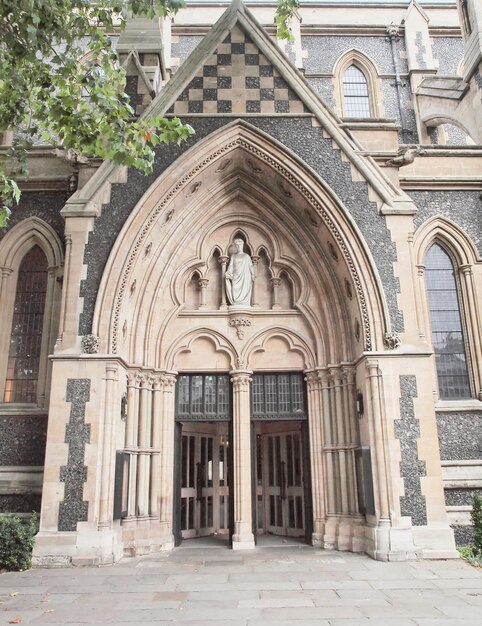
<box><xmin>1</xmin><ymin>536</ymin><xmax>482</xmax><ymax>626</ymax></box>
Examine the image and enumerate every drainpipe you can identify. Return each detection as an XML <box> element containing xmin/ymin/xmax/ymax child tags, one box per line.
<box><xmin>386</xmin><ymin>24</ymin><xmax>413</xmax><ymax>144</ymax></box>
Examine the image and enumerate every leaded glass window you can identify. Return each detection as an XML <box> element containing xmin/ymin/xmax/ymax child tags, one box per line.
<box><xmin>343</xmin><ymin>65</ymin><xmax>371</xmax><ymax>118</ymax></box>
<box><xmin>425</xmin><ymin>243</ymin><xmax>471</xmax><ymax>399</ymax></box>
<box><xmin>251</xmin><ymin>373</ymin><xmax>306</xmax><ymax>420</ymax></box>
<box><xmin>4</xmin><ymin>246</ymin><xmax>48</xmax><ymax>403</ymax></box>
<box><xmin>175</xmin><ymin>374</ymin><xmax>230</xmax><ymax>420</ymax></box>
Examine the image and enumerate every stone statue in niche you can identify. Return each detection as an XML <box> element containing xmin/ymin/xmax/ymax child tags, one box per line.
<box><xmin>225</xmin><ymin>239</ymin><xmax>255</xmax><ymax>308</ymax></box>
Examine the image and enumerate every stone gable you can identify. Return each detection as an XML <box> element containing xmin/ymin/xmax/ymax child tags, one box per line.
<box><xmin>166</xmin><ymin>25</ymin><xmax>307</xmax><ymax>116</ymax></box>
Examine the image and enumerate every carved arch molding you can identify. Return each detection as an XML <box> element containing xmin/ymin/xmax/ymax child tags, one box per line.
<box><xmin>104</xmin><ymin>128</ymin><xmax>382</xmax><ymax>356</ymax></box>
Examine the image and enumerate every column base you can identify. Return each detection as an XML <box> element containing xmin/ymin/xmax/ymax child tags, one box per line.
<box><xmin>32</xmin><ymin>527</ymin><xmax>124</xmax><ymax>568</ymax></box>
<box><xmin>232</xmin><ymin>534</ymin><xmax>255</xmax><ymax>550</ymax></box>
<box><xmin>412</xmin><ymin>523</ymin><xmax>459</xmax><ymax>560</ymax></box>
<box><xmin>121</xmin><ymin>518</ymin><xmax>175</xmax><ymax>556</ymax></box>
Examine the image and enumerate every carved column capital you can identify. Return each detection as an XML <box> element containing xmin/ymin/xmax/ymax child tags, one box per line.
<box><xmin>0</xmin><ymin>267</ymin><xmax>13</xmax><ymax>278</ymax></box>
<box><xmin>160</xmin><ymin>372</ymin><xmax>177</xmax><ymax>391</ymax></box>
<box><xmin>270</xmin><ymin>277</ymin><xmax>281</xmax><ymax>287</ymax></box>
<box><xmin>365</xmin><ymin>359</ymin><xmax>380</xmax><ymax>377</ymax></box>
<box><xmin>316</xmin><ymin>369</ymin><xmax>330</xmax><ymax>388</ymax></box>
<box><xmin>305</xmin><ymin>370</ymin><xmax>320</xmax><ymax>391</ymax></box>
<box><xmin>127</xmin><ymin>370</ymin><xmax>140</xmax><ymax>387</ymax></box>
<box><xmin>341</xmin><ymin>365</ymin><xmax>356</xmax><ymax>385</ymax></box>
<box><xmin>105</xmin><ymin>363</ymin><xmax>118</xmax><ymax>379</ymax></box>
<box><xmin>138</xmin><ymin>373</ymin><xmax>152</xmax><ymax>389</ymax></box>
<box><xmin>230</xmin><ymin>370</ymin><xmax>252</xmax><ymax>391</ymax></box>
<box><xmin>329</xmin><ymin>366</ymin><xmax>342</xmax><ymax>385</ymax></box>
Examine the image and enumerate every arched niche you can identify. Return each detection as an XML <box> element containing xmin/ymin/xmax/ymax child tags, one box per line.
<box><xmin>185</xmin><ymin>270</ymin><xmax>202</xmax><ymax>310</ymax></box>
<box><xmin>167</xmin><ymin>330</ymin><xmax>235</xmax><ymax>372</ymax></box>
<box><xmin>245</xmin><ymin>329</ymin><xmax>314</xmax><ymax>371</ymax></box>
<box><xmin>278</xmin><ymin>270</ymin><xmax>294</xmax><ymax>310</ymax></box>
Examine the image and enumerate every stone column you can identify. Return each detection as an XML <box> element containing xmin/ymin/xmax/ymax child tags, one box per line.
<box><xmin>305</xmin><ymin>370</ymin><xmax>326</xmax><ymax>546</ymax></box>
<box><xmin>56</xmin><ymin>234</ymin><xmax>71</xmax><ymax>347</ymax></box>
<box><xmin>460</xmin><ymin>265</ymin><xmax>482</xmax><ymax>399</ymax></box>
<box><xmin>137</xmin><ymin>374</ymin><xmax>152</xmax><ymax>518</ymax></box>
<box><xmin>320</xmin><ymin>370</ymin><xmax>337</xmax><ymax>549</ymax></box>
<box><xmin>271</xmin><ymin>277</ymin><xmax>281</xmax><ymax>310</ymax></box>
<box><xmin>150</xmin><ymin>374</ymin><xmax>162</xmax><ymax>518</ymax></box>
<box><xmin>125</xmin><ymin>372</ymin><xmax>140</xmax><ymax>519</ymax></box>
<box><xmin>159</xmin><ymin>373</ymin><xmax>176</xmax><ymax>546</ymax></box>
<box><xmin>0</xmin><ymin>267</ymin><xmax>13</xmax><ymax>305</ymax></box>
<box><xmin>366</xmin><ymin>360</ymin><xmax>390</xmax><ymax>524</ymax></box>
<box><xmin>231</xmin><ymin>370</ymin><xmax>255</xmax><ymax>550</ymax></box>
<box><xmin>0</xmin><ymin>267</ymin><xmax>13</xmax><ymax>399</ymax></box>
<box><xmin>98</xmin><ymin>363</ymin><xmax>118</xmax><ymax>528</ymax></box>
<box><xmin>415</xmin><ymin>263</ymin><xmax>429</xmax><ymax>340</ymax></box>
<box><xmin>198</xmin><ymin>278</ymin><xmax>209</xmax><ymax>309</ymax></box>
<box><xmin>320</xmin><ymin>371</ymin><xmax>335</xmax><ymax>516</ymax></box>
<box><xmin>331</xmin><ymin>367</ymin><xmax>349</xmax><ymax>515</ymax></box>
<box><xmin>218</xmin><ymin>256</ymin><xmax>228</xmax><ymax>309</ymax></box>
<box><xmin>38</xmin><ymin>265</ymin><xmax>61</xmax><ymax>408</ymax></box>
<box><xmin>342</xmin><ymin>367</ymin><xmax>359</xmax><ymax>514</ymax></box>
<box><xmin>251</xmin><ymin>255</ymin><xmax>260</xmax><ymax>307</ymax></box>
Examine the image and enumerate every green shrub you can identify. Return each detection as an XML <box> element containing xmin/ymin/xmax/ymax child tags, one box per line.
<box><xmin>472</xmin><ymin>493</ymin><xmax>482</xmax><ymax>556</ymax></box>
<box><xmin>0</xmin><ymin>513</ymin><xmax>38</xmax><ymax>572</ymax></box>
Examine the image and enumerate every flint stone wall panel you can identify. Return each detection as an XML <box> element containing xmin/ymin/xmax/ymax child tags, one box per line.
<box><xmin>0</xmin><ymin>191</ymin><xmax>68</xmax><ymax>244</ymax></box>
<box><xmin>437</xmin><ymin>412</ymin><xmax>482</xmax><ymax>460</ymax></box>
<box><xmin>410</xmin><ymin>191</ymin><xmax>482</xmax><ymax>256</ymax></box>
<box><xmin>0</xmin><ymin>415</ymin><xmax>48</xmax><ymax>466</ymax></box>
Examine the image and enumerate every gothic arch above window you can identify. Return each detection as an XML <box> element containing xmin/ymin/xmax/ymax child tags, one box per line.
<box><xmin>0</xmin><ymin>218</ymin><xmax>63</xmax><ymax>408</ymax></box>
<box><xmin>413</xmin><ymin>218</ymin><xmax>482</xmax><ymax>402</ymax></box>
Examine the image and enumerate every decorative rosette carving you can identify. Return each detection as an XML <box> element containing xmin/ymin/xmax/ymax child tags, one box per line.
<box><xmin>384</xmin><ymin>331</ymin><xmax>401</xmax><ymax>350</ymax></box>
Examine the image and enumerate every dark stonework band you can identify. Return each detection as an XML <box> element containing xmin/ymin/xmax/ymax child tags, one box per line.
<box><xmin>58</xmin><ymin>379</ymin><xmax>91</xmax><ymax>532</ymax></box>
<box><xmin>395</xmin><ymin>375</ymin><xmax>427</xmax><ymax>526</ymax></box>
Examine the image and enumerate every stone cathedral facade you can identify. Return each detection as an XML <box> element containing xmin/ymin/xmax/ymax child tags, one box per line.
<box><xmin>0</xmin><ymin>0</ymin><xmax>481</xmax><ymax>566</ymax></box>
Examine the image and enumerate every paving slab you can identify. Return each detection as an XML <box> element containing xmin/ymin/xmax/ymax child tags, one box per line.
<box><xmin>1</xmin><ymin>540</ymin><xmax>481</xmax><ymax>624</ymax></box>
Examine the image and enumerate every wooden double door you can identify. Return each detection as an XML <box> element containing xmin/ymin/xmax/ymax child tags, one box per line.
<box><xmin>175</xmin><ymin>420</ymin><xmax>310</xmax><ymax>542</ymax></box>
<box><xmin>178</xmin><ymin>422</ymin><xmax>231</xmax><ymax>540</ymax></box>
<box><xmin>254</xmin><ymin>421</ymin><xmax>309</xmax><ymax>539</ymax></box>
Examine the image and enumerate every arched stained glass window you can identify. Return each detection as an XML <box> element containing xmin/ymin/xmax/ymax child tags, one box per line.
<box><xmin>4</xmin><ymin>246</ymin><xmax>48</xmax><ymax>403</ymax></box>
<box><xmin>425</xmin><ymin>243</ymin><xmax>471</xmax><ymax>399</ymax></box>
<box><xmin>343</xmin><ymin>65</ymin><xmax>371</xmax><ymax>118</ymax></box>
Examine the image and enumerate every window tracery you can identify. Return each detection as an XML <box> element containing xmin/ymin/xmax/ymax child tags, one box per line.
<box><xmin>4</xmin><ymin>246</ymin><xmax>48</xmax><ymax>403</ymax></box>
<box><xmin>343</xmin><ymin>65</ymin><xmax>371</xmax><ymax>118</ymax></box>
<box><xmin>425</xmin><ymin>243</ymin><xmax>471</xmax><ymax>399</ymax></box>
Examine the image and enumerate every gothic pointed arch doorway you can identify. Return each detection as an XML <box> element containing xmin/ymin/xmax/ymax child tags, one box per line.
<box><xmin>93</xmin><ymin>120</ymin><xmax>391</xmax><ymax>556</ymax></box>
